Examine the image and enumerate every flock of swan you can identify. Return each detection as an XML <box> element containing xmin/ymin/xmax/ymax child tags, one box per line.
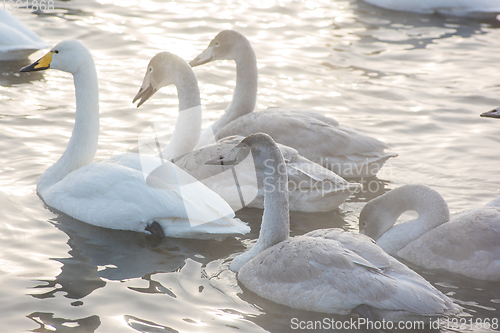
<box><xmin>6</xmin><ymin>7</ymin><xmax>500</xmax><ymax>323</ymax></box>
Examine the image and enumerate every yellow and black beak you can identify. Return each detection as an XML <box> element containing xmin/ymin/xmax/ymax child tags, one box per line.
<box><xmin>20</xmin><ymin>51</ymin><xmax>55</xmax><ymax>72</ymax></box>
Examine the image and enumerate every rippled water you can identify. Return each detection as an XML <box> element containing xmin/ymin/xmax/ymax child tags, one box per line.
<box><xmin>1</xmin><ymin>0</ymin><xmax>500</xmax><ymax>332</ymax></box>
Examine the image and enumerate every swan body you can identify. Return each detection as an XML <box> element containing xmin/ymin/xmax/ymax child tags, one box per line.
<box><xmin>190</xmin><ymin>30</ymin><xmax>397</xmax><ymax>178</ymax></box>
<box><xmin>0</xmin><ymin>9</ymin><xmax>49</xmax><ymax>61</ymax></box>
<box><xmin>362</xmin><ymin>0</ymin><xmax>500</xmax><ymax>18</ymax></box>
<box><xmin>126</xmin><ymin>51</ymin><xmax>361</xmax><ymax>212</ymax></box>
<box><xmin>212</xmin><ymin>133</ymin><xmax>460</xmax><ymax>319</ymax></box>
<box><xmin>175</xmin><ymin>135</ymin><xmax>361</xmax><ymax>212</ymax></box>
<box><xmin>359</xmin><ymin>184</ymin><xmax>500</xmax><ymax>281</ymax></box>
<box><xmin>21</xmin><ymin>40</ymin><xmax>248</xmax><ymax>239</ymax></box>
<box><xmin>481</xmin><ymin>107</ymin><xmax>500</xmax><ymax>119</ymax></box>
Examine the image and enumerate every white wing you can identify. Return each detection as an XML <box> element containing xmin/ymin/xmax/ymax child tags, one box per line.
<box><xmin>42</xmin><ymin>161</ymin><xmax>249</xmax><ymax>239</ymax></box>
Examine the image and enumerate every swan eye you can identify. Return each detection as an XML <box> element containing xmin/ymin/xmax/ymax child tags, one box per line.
<box><xmin>214</xmin><ymin>41</ymin><xmax>220</xmax><ymax>47</ymax></box>
<box><xmin>148</xmin><ymin>67</ymin><xmax>153</xmax><ymax>73</ymax></box>
<box><xmin>54</xmin><ymin>50</ymin><xmax>59</xmax><ymax>54</ymax></box>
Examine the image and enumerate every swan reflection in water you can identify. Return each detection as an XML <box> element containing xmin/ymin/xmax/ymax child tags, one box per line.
<box><xmin>26</xmin><ymin>209</ymin><xmax>244</xmax><ymax>332</ymax></box>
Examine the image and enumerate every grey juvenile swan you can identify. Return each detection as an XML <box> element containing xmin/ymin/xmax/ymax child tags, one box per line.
<box><xmin>359</xmin><ymin>184</ymin><xmax>500</xmax><ymax>281</ymax></box>
<box><xmin>191</xmin><ymin>30</ymin><xmax>397</xmax><ymax>178</ymax></box>
<box><xmin>208</xmin><ymin>133</ymin><xmax>460</xmax><ymax>320</ymax></box>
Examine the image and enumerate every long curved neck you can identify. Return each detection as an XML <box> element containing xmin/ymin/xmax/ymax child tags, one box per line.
<box><xmin>161</xmin><ymin>67</ymin><xmax>202</xmax><ymax>160</ymax></box>
<box><xmin>212</xmin><ymin>41</ymin><xmax>258</xmax><ymax>135</ymax></box>
<box><xmin>230</xmin><ymin>145</ymin><xmax>289</xmax><ymax>272</ymax></box>
<box><xmin>37</xmin><ymin>65</ymin><xmax>100</xmax><ymax>194</ymax></box>
<box><xmin>376</xmin><ymin>185</ymin><xmax>450</xmax><ymax>253</ymax></box>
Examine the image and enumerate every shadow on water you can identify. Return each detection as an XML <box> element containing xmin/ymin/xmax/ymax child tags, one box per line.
<box><xmin>36</xmin><ymin>208</ymin><xmax>245</xmax><ymax>281</ymax></box>
<box><xmin>324</xmin><ymin>0</ymin><xmax>500</xmax><ymax>56</ymax></box>
<box><xmin>0</xmin><ymin>59</ymin><xmax>45</xmax><ymax>86</ymax></box>
<box><xmin>25</xmin><ymin>207</ymin><xmax>247</xmax><ymax>332</ymax></box>
<box><xmin>354</xmin><ymin>0</ymin><xmax>500</xmax><ymax>41</ymax></box>
<box><xmin>347</xmin><ymin>177</ymin><xmax>392</xmax><ymax>203</ymax></box>
<box><xmin>123</xmin><ymin>315</ymin><xmax>179</xmax><ymax>333</ymax></box>
<box><xmin>27</xmin><ymin>312</ymin><xmax>101</xmax><ymax>333</ymax></box>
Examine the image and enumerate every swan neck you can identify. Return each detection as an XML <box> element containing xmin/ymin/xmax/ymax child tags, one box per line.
<box><xmin>37</xmin><ymin>64</ymin><xmax>100</xmax><ymax>194</ymax></box>
<box><xmin>176</xmin><ymin>70</ymin><xmax>201</xmax><ymax>112</ymax></box>
<box><xmin>215</xmin><ymin>42</ymin><xmax>258</xmax><ymax>134</ymax></box>
<box><xmin>161</xmin><ymin>68</ymin><xmax>202</xmax><ymax>160</ymax></box>
<box><xmin>379</xmin><ymin>185</ymin><xmax>450</xmax><ymax>244</ymax></box>
<box><xmin>230</xmin><ymin>144</ymin><xmax>289</xmax><ymax>272</ymax></box>
<box><xmin>257</xmin><ymin>148</ymin><xmax>290</xmax><ymax>249</ymax></box>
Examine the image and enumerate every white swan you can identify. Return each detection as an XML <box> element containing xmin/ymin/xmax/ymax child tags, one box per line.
<box><xmin>123</xmin><ymin>52</ymin><xmax>361</xmax><ymax>213</ymax></box>
<box><xmin>189</xmin><ymin>30</ymin><xmax>397</xmax><ymax>179</ymax></box>
<box><xmin>359</xmin><ymin>184</ymin><xmax>500</xmax><ymax>281</ymax></box>
<box><xmin>20</xmin><ymin>40</ymin><xmax>249</xmax><ymax>239</ymax></box>
<box><xmin>481</xmin><ymin>107</ymin><xmax>500</xmax><ymax>118</ymax></box>
<box><xmin>0</xmin><ymin>9</ymin><xmax>49</xmax><ymax>61</ymax></box>
<box><xmin>209</xmin><ymin>133</ymin><xmax>460</xmax><ymax>320</ymax></box>
<box><xmin>361</xmin><ymin>0</ymin><xmax>500</xmax><ymax>18</ymax></box>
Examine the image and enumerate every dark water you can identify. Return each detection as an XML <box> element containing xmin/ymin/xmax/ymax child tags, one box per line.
<box><xmin>1</xmin><ymin>0</ymin><xmax>499</xmax><ymax>332</ymax></box>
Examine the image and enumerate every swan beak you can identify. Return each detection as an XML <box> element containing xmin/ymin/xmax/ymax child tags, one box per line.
<box><xmin>20</xmin><ymin>51</ymin><xmax>55</xmax><ymax>72</ymax></box>
<box><xmin>189</xmin><ymin>46</ymin><xmax>214</xmax><ymax>67</ymax></box>
<box><xmin>133</xmin><ymin>84</ymin><xmax>158</xmax><ymax>108</ymax></box>
<box><xmin>480</xmin><ymin>108</ymin><xmax>500</xmax><ymax>118</ymax></box>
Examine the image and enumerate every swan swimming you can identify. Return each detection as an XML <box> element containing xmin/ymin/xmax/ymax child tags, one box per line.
<box><xmin>481</xmin><ymin>107</ymin><xmax>500</xmax><ymax>118</ymax></box>
<box><xmin>361</xmin><ymin>0</ymin><xmax>500</xmax><ymax>18</ymax></box>
<box><xmin>359</xmin><ymin>184</ymin><xmax>500</xmax><ymax>281</ymax></box>
<box><xmin>190</xmin><ymin>30</ymin><xmax>397</xmax><ymax>179</ymax></box>
<box><xmin>20</xmin><ymin>40</ymin><xmax>249</xmax><ymax>239</ymax></box>
<box><xmin>208</xmin><ymin>133</ymin><xmax>460</xmax><ymax>320</ymax></box>
<box><xmin>121</xmin><ymin>51</ymin><xmax>361</xmax><ymax>213</ymax></box>
<box><xmin>0</xmin><ymin>9</ymin><xmax>49</xmax><ymax>61</ymax></box>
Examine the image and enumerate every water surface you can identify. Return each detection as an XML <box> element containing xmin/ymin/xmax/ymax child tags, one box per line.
<box><xmin>1</xmin><ymin>0</ymin><xmax>500</xmax><ymax>332</ymax></box>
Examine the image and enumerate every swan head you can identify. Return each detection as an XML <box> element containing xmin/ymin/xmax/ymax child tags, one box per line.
<box><xmin>359</xmin><ymin>184</ymin><xmax>450</xmax><ymax>241</ymax></box>
<box><xmin>358</xmin><ymin>200</ymin><xmax>392</xmax><ymax>241</ymax></box>
<box><xmin>20</xmin><ymin>40</ymin><xmax>93</xmax><ymax>74</ymax></box>
<box><xmin>133</xmin><ymin>52</ymin><xmax>190</xmax><ymax>107</ymax></box>
<box><xmin>190</xmin><ymin>30</ymin><xmax>246</xmax><ymax>67</ymax></box>
<box><xmin>481</xmin><ymin>107</ymin><xmax>500</xmax><ymax>118</ymax></box>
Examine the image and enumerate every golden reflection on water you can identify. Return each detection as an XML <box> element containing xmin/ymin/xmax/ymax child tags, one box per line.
<box><xmin>1</xmin><ymin>0</ymin><xmax>500</xmax><ymax>332</ymax></box>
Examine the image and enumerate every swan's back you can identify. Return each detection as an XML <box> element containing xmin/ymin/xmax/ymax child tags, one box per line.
<box><xmin>397</xmin><ymin>207</ymin><xmax>500</xmax><ymax>281</ymax></box>
<box><xmin>0</xmin><ymin>9</ymin><xmax>49</xmax><ymax>60</ymax></box>
<box><xmin>216</xmin><ymin>110</ymin><xmax>388</xmax><ymax>156</ymax></box>
<box><xmin>238</xmin><ymin>229</ymin><xmax>459</xmax><ymax>318</ymax></box>
<box><xmin>215</xmin><ymin>110</ymin><xmax>396</xmax><ymax>177</ymax></box>
<box><xmin>362</xmin><ymin>0</ymin><xmax>500</xmax><ymax>17</ymax></box>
